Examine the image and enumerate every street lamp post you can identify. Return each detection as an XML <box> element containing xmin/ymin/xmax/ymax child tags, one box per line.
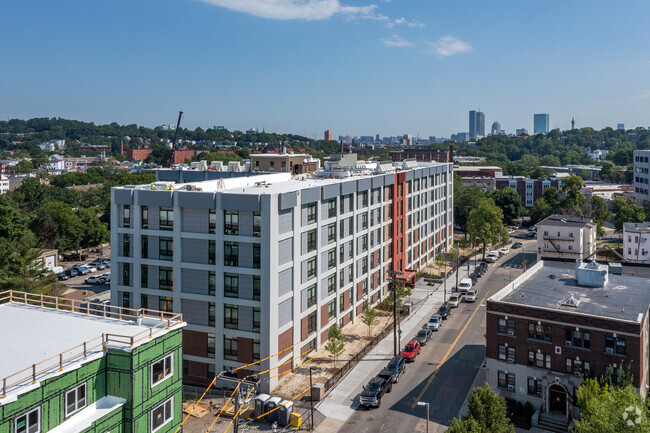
<box><xmin>455</xmin><ymin>241</ymin><xmax>460</xmax><ymax>290</ymax></box>
<box><xmin>417</xmin><ymin>401</ymin><xmax>430</xmax><ymax>433</ymax></box>
<box><xmin>388</xmin><ymin>270</ymin><xmax>403</xmax><ymax>357</ymax></box>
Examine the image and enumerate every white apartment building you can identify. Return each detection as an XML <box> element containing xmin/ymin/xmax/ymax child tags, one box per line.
<box><xmin>0</xmin><ymin>174</ymin><xmax>8</xmax><ymax>195</ymax></box>
<box><xmin>633</xmin><ymin>150</ymin><xmax>650</xmax><ymax>205</ymax></box>
<box><xmin>623</xmin><ymin>222</ymin><xmax>650</xmax><ymax>263</ymax></box>
<box><xmin>110</xmin><ymin>157</ymin><xmax>454</xmax><ymax>391</ymax></box>
<box><xmin>537</xmin><ymin>215</ymin><xmax>597</xmax><ymax>260</ymax></box>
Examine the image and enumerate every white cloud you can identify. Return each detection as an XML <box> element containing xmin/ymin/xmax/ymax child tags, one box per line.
<box><xmin>425</xmin><ymin>35</ymin><xmax>472</xmax><ymax>56</ymax></box>
<box><xmin>386</xmin><ymin>17</ymin><xmax>424</xmax><ymax>28</ymax></box>
<box><xmin>381</xmin><ymin>34</ymin><xmax>413</xmax><ymax>47</ymax></box>
<box><xmin>198</xmin><ymin>0</ymin><xmax>384</xmax><ymax>21</ymax></box>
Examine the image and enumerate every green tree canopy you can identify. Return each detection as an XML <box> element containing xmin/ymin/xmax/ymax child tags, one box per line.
<box><xmin>559</xmin><ymin>174</ymin><xmax>587</xmax><ymax>215</ymax></box>
<box><xmin>455</xmin><ymin>185</ymin><xmax>485</xmax><ymax>234</ymax></box>
<box><xmin>448</xmin><ymin>384</ymin><xmax>514</xmax><ymax>433</ymax></box>
<box><xmin>530</xmin><ymin>197</ymin><xmax>553</xmax><ymax>224</ymax></box>
<box><xmin>489</xmin><ymin>187</ymin><xmax>523</xmax><ymax>225</ymax></box>
<box><xmin>573</xmin><ymin>384</ymin><xmax>650</xmax><ymax>433</ymax></box>
<box><xmin>467</xmin><ymin>198</ymin><xmax>509</xmax><ymax>258</ymax></box>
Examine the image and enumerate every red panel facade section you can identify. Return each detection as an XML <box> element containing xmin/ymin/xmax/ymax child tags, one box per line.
<box><xmin>392</xmin><ymin>172</ymin><xmax>407</xmax><ymax>273</ymax></box>
<box><xmin>237</xmin><ymin>337</ymin><xmax>253</xmax><ymax>364</ymax></box>
<box><xmin>321</xmin><ymin>304</ymin><xmax>329</xmax><ymax>328</ymax></box>
<box><xmin>301</xmin><ymin>316</ymin><xmax>308</xmax><ymax>341</ymax></box>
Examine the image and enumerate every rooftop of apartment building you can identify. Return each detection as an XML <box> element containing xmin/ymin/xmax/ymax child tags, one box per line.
<box><xmin>492</xmin><ymin>261</ymin><xmax>650</xmax><ymax>323</ymax></box>
<box><xmin>0</xmin><ymin>291</ymin><xmax>184</xmax><ymax>401</ymax></box>
<box><xmin>623</xmin><ymin>222</ymin><xmax>650</xmax><ymax>233</ymax></box>
<box><xmin>453</xmin><ymin>165</ymin><xmax>503</xmax><ymax>172</ymax></box>
<box><xmin>538</xmin><ymin>214</ymin><xmax>596</xmax><ymax>228</ymax></box>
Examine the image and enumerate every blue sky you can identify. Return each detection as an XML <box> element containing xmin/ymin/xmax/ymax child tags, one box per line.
<box><xmin>2</xmin><ymin>0</ymin><xmax>650</xmax><ymax>138</ymax></box>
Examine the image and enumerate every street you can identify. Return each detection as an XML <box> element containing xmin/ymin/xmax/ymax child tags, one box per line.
<box><xmin>335</xmin><ymin>240</ymin><xmax>537</xmax><ymax>433</ymax></box>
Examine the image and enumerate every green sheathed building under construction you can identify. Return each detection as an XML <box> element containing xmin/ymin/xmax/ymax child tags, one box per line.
<box><xmin>0</xmin><ymin>290</ymin><xmax>185</xmax><ymax>433</ymax></box>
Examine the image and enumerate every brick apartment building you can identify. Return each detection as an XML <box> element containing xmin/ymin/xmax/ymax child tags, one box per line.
<box><xmin>486</xmin><ymin>260</ymin><xmax>650</xmax><ymax>431</ymax></box>
<box><xmin>495</xmin><ymin>177</ymin><xmax>562</xmax><ymax>208</ymax></box>
<box><xmin>389</xmin><ymin>147</ymin><xmax>453</xmax><ymax>163</ymax></box>
<box><xmin>125</xmin><ymin>146</ymin><xmax>153</xmax><ymax>162</ymax></box>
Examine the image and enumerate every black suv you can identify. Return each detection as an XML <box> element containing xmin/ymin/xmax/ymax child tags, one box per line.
<box><xmin>359</xmin><ymin>375</ymin><xmax>392</xmax><ymax>408</ymax></box>
<box><xmin>379</xmin><ymin>356</ymin><xmax>407</xmax><ymax>383</ymax></box>
<box><xmin>438</xmin><ymin>303</ymin><xmax>451</xmax><ymax>320</ymax></box>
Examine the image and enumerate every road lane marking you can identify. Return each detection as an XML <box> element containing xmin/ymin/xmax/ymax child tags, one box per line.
<box><xmin>411</xmin><ymin>291</ymin><xmax>491</xmax><ymax>410</ymax></box>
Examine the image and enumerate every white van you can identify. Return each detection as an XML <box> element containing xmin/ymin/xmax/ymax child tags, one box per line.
<box><xmin>458</xmin><ymin>278</ymin><xmax>473</xmax><ymax>294</ymax></box>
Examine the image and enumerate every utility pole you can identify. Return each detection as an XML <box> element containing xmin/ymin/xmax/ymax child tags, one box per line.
<box><xmin>455</xmin><ymin>241</ymin><xmax>460</xmax><ymax>290</ymax></box>
<box><xmin>234</xmin><ymin>385</ymin><xmax>240</xmax><ymax>433</ymax></box>
<box><xmin>443</xmin><ymin>260</ymin><xmax>447</xmax><ymax>302</ymax></box>
<box><xmin>309</xmin><ymin>367</ymin><xmax>314</xmax><ymax>431</ymax></box>
<box><xmin>387</xmin><ymin>270</ymin><xmax>403</xmax><ymax>356</ymax></box>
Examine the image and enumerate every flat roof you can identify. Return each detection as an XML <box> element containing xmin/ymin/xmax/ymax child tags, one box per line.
<box><xmin>495</xmin><ymin>262</ymin><xmax>650</xmax><ymax>322</ymax></box>
<box><xmin>624</xmin><ymin>222</ymin><xmax>650</xmax><ymax>232</ymax></box>
<box><xmin>538</xmin><ymin>214</ymin><xmax>596</xmax><ymax>228</ymax></box>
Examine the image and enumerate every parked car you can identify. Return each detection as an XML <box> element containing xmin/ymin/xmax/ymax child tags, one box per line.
<box><xmin>512</xmin><ymin>242</ymin><xmax>523</xmax><ymax>249</ymax></box>
<box><xmin>465</xmin><ymin>289</ymin><xmax>477</xmax><ymax>302</ymax></box>
<box><xmin>469</xmin><ymin>274</ymin><xmax>478</xmax><ymax>284</ymax></box>
<box><xmin>427</xmin><ymin>314</ymin><xmax>442</xmax><ymax>331</ymax></box>
<box><xmin>414</xmin><ymin>328</ymin><xmax>432</xmax><ymax>346</ymax></box>
<box><xmin>100</xmin><ymin>272</ymin><xmax>111</xmax><ymax>282</ymax></box>
<box><xmin>400</xmin><ymin>340</ymin><xmax>421</xmax><ymax>362</ymax></box>
<box><xmin>359</xmin><ymin>375</ymin><xmax>392</xmax><ymax>409</ymax></box>
<box><xmin>500</xmin><ymin>247</ymin><xmax>510</xmax><ymax>256</ymax></box>
<box><xmin>90</xmin><ymin>260</ymin><xmax>107</xmax><ymax>270</ymax></box>
<box><xmin>507</xmin><ymin>228</ymin><xmax>516</xmax><ymax>234</ymax></box>
<box><xmin>478</xmin><ymin>262</ymin><xmax>488</xmax><ymax>271</ymax></box>
<box><xmin>458</xmin><ymin>278</ymin><xmax>473</xmax><ymax>294</ymax></box>
<box><xmin>485</xmin><ymin>252</ymin><xmax>498</xmax><ymax>263</ymax></box>
<box><xmin>379</xmin><ymin>356</ymin><xmax>407</xmax><ymax>383</ymax></box>
<box><xmin>448</xmin><ymin>294</ymin><xmax>461</xmax><ymax>308</ymax></box>
<box><xmin>83</xmin><ymin>264</ymin><xmax>98</xmax><ymax>273</ymax></box>
<box><xmin>438</xmin><ymin>304</ymin><xmax>451</xmax><ymax>320</ymax></box>
<box><xmin>85</xmin><ymin>276</ymin><xmax>106</xmax><ymax>285</ymax></box>
<box><xmin>74</xmin><ymin>266</ymin><xmax>90</xmax><ymax>276</ymax></box>
<box><xmin>58</xmin><ymin>272</ymin><xmax>70</xmax><ymax>281</ymax></box>
<box><xmin>66</xmin><ymin>268</ymin><xmax>79</xmax><ymax>277</ymax></box>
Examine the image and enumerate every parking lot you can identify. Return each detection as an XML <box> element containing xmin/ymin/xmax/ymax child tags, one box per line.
<box><xmin>57</xmin><ymin>252</ymin><xmax>111</xmax><ymax>300</ymax></box>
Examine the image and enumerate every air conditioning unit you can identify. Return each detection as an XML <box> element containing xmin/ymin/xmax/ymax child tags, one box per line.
<box><xmin>565</xmin><ymin>340</ymin><xmax>572</xmax><ymax>346</ymax></box>
<box><xmin>507</xmin><ymin>330</ymin><xmax>515</xmax><ymax>336</ymax></box>
<box><xmin>536</xmin><ymin>391</ymin><xmax>543</xmax><ymax>398</ymax></box>
<box><xmin>507</xmin><ymin>358</ymin><xmax>515</xmax><ymax>364</ymax></box>
<box><xmin>507</xmin><ymin>384</ymin><xmax>515</xmax><ymax>391</ymax></box>
<box><xmin>606</xmin><ymin>347</ymin><xmax>614</xmax><ymax>354</ymax></box>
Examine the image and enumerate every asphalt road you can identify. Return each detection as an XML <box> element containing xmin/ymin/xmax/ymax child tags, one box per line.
<box><xmin>338</xmin><ymin>238</ymin><xmax>537</xmax><ymax>433</ymax></box>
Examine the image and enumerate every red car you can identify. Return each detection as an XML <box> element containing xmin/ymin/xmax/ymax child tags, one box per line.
<box><xmin>401</xmin><ymin>340</ymin><xmax>421</xmax><ymax>362</ymax></box>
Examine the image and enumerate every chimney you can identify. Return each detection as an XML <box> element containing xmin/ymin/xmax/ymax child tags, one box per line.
<box><xmin>340</xmin><ymin>140</ymin><xmax>344</xmax><ymax>153</ymax></box>
<box><xmin>120</xmin><ymin>140</ymin><xmax>124</xmax><ymax>156</ymax></box>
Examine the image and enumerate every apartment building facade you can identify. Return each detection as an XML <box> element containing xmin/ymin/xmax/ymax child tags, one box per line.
<box><xmin>388</xmin><ymin>147</ymin><xmax>453</xmax><ymax>163</ymax></box>
<box><xmin>537</xmin><ymin>215</ymin><xmax>597</xmax><ymax>260</ymax></box>
<box><xmin>623</xmin><ymin>222</ymin><xmax>650</xmax><ymax>263</ymax></box>
<box><xmin>486</xmin><ymin>261</ymin><xmax>650</xmax><ymax>429</ymax></box>
<box><xmin>495</xmin><ymin>177</ymin><xmax>562</xmax><ymax>208</ymax></box>
<box><xmin>110</xmin><ymin>161</ymin><xmax>454</xmax><ymax>391</ymax></box>
<box><xmin>633</xmin><ymin>150</ymin><xmax>650</xmax><ymax>205</ymax></box>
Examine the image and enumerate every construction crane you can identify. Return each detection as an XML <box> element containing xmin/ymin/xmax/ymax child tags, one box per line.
<box><xmin>172</xmin><ymin>111</ymin><xmax>183</xmax><ymax>149</ymax></box>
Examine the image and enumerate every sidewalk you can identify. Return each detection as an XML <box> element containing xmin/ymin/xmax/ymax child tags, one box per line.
<box><xmin>314</xmin><ymin>258</ymin><xmax>479</xmax><ymax>432</ymax></box>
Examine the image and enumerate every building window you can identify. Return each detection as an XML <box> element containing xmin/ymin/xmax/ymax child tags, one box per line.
<box><xmin>14</xmin><ymin>407</ymin><xmax>40</xmax><ymax>433</ymax></box>
<box><xmin>348</xmin><ymin>264</ymin><xmax>353</xmax><ymax>283</ymax></box>
<box><xmin>340</xmin><ymin>244</ymin><xmax>345</xmax><ymax>263</ymax></box>
<box><xmin>208</xmin><ymin>271</ymin><xmax>216</xmax><ymax>295</ymax></box>
<box><xmin>528</xmin><ymin>351</ymin><xmax>551</xmax><ymax>369</ymax></box>
<box><xmin>207</xmin><ymin>333</ymin><xmax>215</xmax><ymax>357</ymax></box>
<box><xmin>361</xmin><ymin>191</ymin><xmax>368</xmax><ymax>207</ymax></box>
<box><xmin>208</xmin><ymin>302</ymin><xmax>215</xmax><ymax>326</ymax></box>
<box><xmin>159</xmin><ymin>297</ymin><xmax>173</xmax><ymax>312</ymax></box>
<box><xmin>253</xmin><ymin>276</ymin><xmax>261</xmax><ymax>300</ymax></box>
<box><xmin>528</xmin><ymin>323</ymin><xmax>551</xmax><ymax>342</ymax></box>
<box><xmin>123</xmin><ymin>205</ymin><xmax>131</xmax><ymax>227</ymax></box>
<box><xmin>253</xmin><ymin>340</ymin><xmax>261</xmax><ymax>362</ymax></box>
<box><xmin>224</xmin><ymin>210</ymin><xmax>239</xmax><ymax>235</ymax></box>
<box><xmin>117</xmin><ymin>233</ymin><xmax>130</xmax><ymax>259</ymax></box>
<box><xmin>328</xmin><ymin>249</ymin><xmax>336</xmax><ymax>270</ymax></box>
<box><xmin>159</xmin><ymin>237</ymin><xmax>173</xmax><ymax>261</ymax></box>
<box><xmin>141</xmin><ymin>206</ymin><xmax>148</xmax><ymax>229</ymax></box>
<box><xmin>253</xmin><ymin>244</ymin><xmax>261</xmax><ymax>269</ymax></box>
<box><xmin>208</xmin><ymin>363</ymin><xmax>215</xmax><ymax>379</ymax></box>
<box><xmin>499</xmin><ymin>345</ymin><xmax>515</xmax><ymax>361</ymax></box>
<box><xmin>141</xmin><ymin>294</ymin><xmax>148</xmax><ymax>310</ymax></box>
<box><xmin>527</xmin><ymin>377</ymin><xmax>542</xmax><ymax>396</ymax></box>
<box><xmin>497</xmin><ymin>371</ymin><xmax>515</xmax><ymax>390</ymax></box>
<box><xmin>209</xmin><ymin>209</ymin><xmax>216</xmax><ymax>233</ymax></box>
<box><xmin>362</xmin><ymin>213</ymin><xmax>368</xmax><ymax>230</ymax></box>
<box><xmin>327</xmin><ymin>274</ymin><xmax>336</xmax><ymax>296</ymax></box>
<box><xmin>328</xmin><ymin>223</ymin><xmax>336</xmax><ymax>244</ymax></box>
<box><xmin>122</xmin><ymin>263</ymin><xmax>131</xmax><ymax>286</ymax></box>
<box><xmin>307</xmin><ymin>229</ymin><xmax>317</xmax><ymax>252</ymax></box>
<box><xmin>224</xmin><ymin>336</ymin><xmax>237</xmax><ymax>360</ymax></box>
<box><xmin>307</xmin><ymin>311</ymin><xmax>317</xmax><ymax>334</ymax></box>
<box><xmin>307</xmin><ymin>257</ymin><xmax>317</xmax><ymax>280</ymax></box>
<box><xmin>224</xmin><ymin>273</ymin><xmax>238</xmax><ymax>298</ymax></box>
<box><xmin>159</xmin><ymin>207</ymin><xmax>173</xmax><ymax>230</ymax></box>
<box><xmin>307</xmin><ymin>203</ymin><xmax>317</xmax><ymax>224</ymax></box>
<box><xmin>159</xmin><ymin>267</ymin><xmax>173</xmax><ymax>290</ymax></box>
<box><xmin>339</xmin><ymin>293</ymin><xmax>345</xmax><ymax>312</ymax></box>
<box><xmin>605</xmin><ymin>336</ymin><xmax>626</xmax><ymax>355</ymax></box>
<box><xmin>141</xmin><ymin>235</ymin><xmax>148</xmax><ymax>258</ymax></box>
<box><xmin>141</xmin><ymin>265</ymin><xmax>148</xmax><ymax>288</ymax></box>
<box><xmin>362</xmin><ymin>235</ymin><xmax>368</xmax><ymax>252</ymax></box>
<box><xmin>151</xmin><ymin>354</ymin><xmax>173</xmax><ymax>386</ymax></box>
<box><xmin>64</xmin><ymin>383</ymin><xmax>87</xmax><ymax>417</ymax></box>
<box><xmin>224</xmin><ymin>241</ymin><xmax>239</xmax><ymax>267</ymax></box>
<box><xmin>253</xmin><ymin>307</ymin><xmax>261</xmax><ymax>332</ymax></box>
<box><xmin>253</xmin><ymin>212</ymin><xmax>261</xmax><ymax>236</ymax></box>
<box><xmin>498</xmin><ymin>318</ymin><xmax>515</xmax><ymax>335</ymax></box>
<box><xmin>566</xmin><ymin>329</ymin><xmax>590</xmax><ymax>349</ymax></box>
<box><xmin>328</xmin><ymin>199</ymin><xmax>336</xmax><ymax>218</ymax></box>
<box><xmin>225</xmin><ymin>304</ymin><xmax>238</xmax><ymax>329</ymax></box>
<box><xmin>151</xmin><ymin>397</ymin><xmax>173</xmax><ymax>432</ymax></box>
<box><xmin>328</xmin><ymin>299</ymin><xmax>336</xmax><ymax>320</ymax></box>
<box><xmin>306</xmin><ymin>284</ymin><xmax>317</xmax><ymax>308</ymax></box>
<box><xmin>209</xmin><ymin>240</ymin><xmax>216</xmax><ymax>265</ymax></box>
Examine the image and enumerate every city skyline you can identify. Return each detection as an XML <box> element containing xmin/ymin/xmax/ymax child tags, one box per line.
<box><xmin>2</xmin><ymin>1</ymin><xmax>650</xmax><ymax>137</ymax></box>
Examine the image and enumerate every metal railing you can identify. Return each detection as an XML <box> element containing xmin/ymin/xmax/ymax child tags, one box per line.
<box><xmin>0</xmin><ymin>290</ymin><xmax>183</xmax><ymax>399</ymax></box>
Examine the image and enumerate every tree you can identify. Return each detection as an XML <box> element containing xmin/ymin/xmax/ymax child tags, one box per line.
<box><xmin>0</xmin><ymin>241</ymin><xmax>57</xmax><ymax>294</ymax></box>
<box><xmin>467</xmin><ymin>198</ymin><xmax>509</xmax><ymax>259</ymax></box>
<box><xmin>542</xmin><ymin>186</ymin><xmax>559</xmax><ymax>210</ymax></box>
<box><xmin>612</xmin><ymin>198</ymin><xmax>646</xmax><ymax>232</ymax></box>
<box><xmin>530</xmin><ymin>197</ymin><xmax>553</xmax><ymax>224</ymax></box>
<box><xmin>573</xmin><ymin>385</ymin><xmax>650</xmax><ymax>433</ymax></box>
<box><xmin>324</xmin><ymin>325</ymin><xmax>345</xmax><ymax>367</ymax></box>
<box><xmin>590</xmin><ymin>195</ymin><xmax>611</xmax><ymax>224</ymax></box>
<box><xmin>144</xmin><ymin>144</ymin><xmax>171</xmax><ymax>166</ymax></box>
<box><xmin>360</xmin><ymin>301</ymin><xmax>379</xmax><ymax>337</ymax></box>
<box><xmin>559</xmin><ymin>174</ymin><xmax>587</xmax><ymax>215</ymax></box>
<box><xmin>455</xmin><ymin>185</ymin><xmax>485</xmax><ymax>235</ymax></box>
<box><xmin>30</xmin><ymin>201</ymin><xmax>84</xmax><ymax>252</ymax></box>
<box><xmin>489</xmin><ymin>188</ymin><xmax>523</xmax><ymax>225</ymax></box>
<box><xmin>448</xmin><ymin>384</ymin><xmax>514</xmax><ymax>433</ymax></box>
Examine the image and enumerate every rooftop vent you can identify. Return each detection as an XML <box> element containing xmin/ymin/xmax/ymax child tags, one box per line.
<box><xmin>562</xmin><ymin>295</ymin><xmax>581</xmax><ymax>308</ymax></box>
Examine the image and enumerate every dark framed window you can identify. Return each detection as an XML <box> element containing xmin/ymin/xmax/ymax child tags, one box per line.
<box><xmin>527</xmin><ymin>377</ymin><xmax>542</xmax><ymax>396</ymax></box>
<box><xmin>566</xmin><ymin>358</ymin><xmax>590</xmax><ymax>376</ymax></box>
<box><xmin>339</xmin><ymin>293</ymin><xmax>345</xmax><ymax>312</ymax></box>
<box><xmin>497</xmin><ymin>371</ymin><xmax>515</xmax><ymax>389</ymax></box>
<box><xmin>141</xmin><ymin>294</ymin><xmax>148</xmax><ymax>310</ymax></box>
<box><xmin>159</xmin><ymin>237</ymin><xmax>173</xmax><ymax>261</ymax></box>
<box><xmin>327</xmin><ymin>223</ymin><xmax>336</xmax><ymax>244</ymax></box>
<box><xmin>328</xmin><ymin>275</ymin><xmax>336</xmax><ymax>296</ymax></box>
<box><xmin>339</xmin><ymin>244</ymin><xmax>345</xmax><ymax>263</ymax></box>
<box><xmin>141</xmin><ymin>265</ymin><xmax>148</xmax><ymax>288</ymax></box>
<box><xmin>498</xmin><ymin>318</ymin><xmax>515</xmax><ymax>335</ymax></box>
<box><xmin>566</xmin><ymin>329</ymin><xmax>590</xmax><ymax>349</ymax></box>
<box><xmin>362</xmin><ymin>213</ymin><xmax>368</xmax><ymax>230</ymax></box>
<box><xmin>224</xmin><ymin>336</ymin><xmax>237</xmax><ymax>360</ymax></box>
<box><xmin>225</xmin><ymin>304</ymin><xmax>238</xmax><ymax>329</ymax></box>
<box><xmin>253</xmin><ymin>244</ymin><xmax>261</xmax><ymax>269</ymax></box>
<box><xmin>208</xmin><ymin>271</ymin><xmax>216</xmax><ymax>295</ymax></box>
<box><xmin>348</xmin><ymin>264</ymin><xmax>353</xmax><ymax>283</ymax></box>
<box><xmin>209</xmin><ymin>209</ymin><xmax>216</xmax><ymax>233</ymax></box>
<box><xmin>328</xmin><ymin>249</ymin><xmax>336</xmax><ymax>270</ymax></box>
<box><xmin>362</xmin><ymin>279</ymin><xmax>368</xmax><ymax>296</ymax></box>
<box><xmin>328</xmin><ymin>199</ymin><xmax>336</xmax><ymax>218</ymax></box>
<box><xmin>307</xmin><ymin>229</ymin><xmax>317</xmax><ymax>252</ymax></box>
<box><xmin>361</xmin><ymin>257</ymin><xmax>368</xmax><ymax>275</ymax></box>
<box><xmin>307</xmin><ymin>257</ymin><xmax>317</xmax><ymax>280</ymax></box>
<box><xmin>159</xmin><ymin>267</ymin><xmax>173</xmax><ymax>291</ymax></box>
<box><xmin>253</xmin><ymin>276</ymin><xmax>261</xmax><ymax>300</ymax></box>
<box><xmin>306</xmin><ymin>284</ymin><xmax>317</xmax><ymax>308</ymax></box>
<box><xmin>253</xmin><ymin>307</ymin><xmax>260</xmax><ymax>332</ymax></box>
<box><xmin>121</xmin><ymin>291</ymin><xmax>130</xmax><ymax>308</ymax></box>
<box><xmin>328</xmin><ymin>300</ymin><xmax>336</xmax><ymax>320</ymax></box>
<box><xmin>339</xmin><ymin>269</ymin><xmax>345</xmax><ymax>288</ymax></box>
<box><xmin>122</xmin><ymin>262</ymin><xmax>131</xmax><ymax>286</ymax></box>
<box><xmin>340</xmin><ymin>220</ymin><xmax>345</xmax><ymax>240</ymax></box>
<box><xmin>207</xmin><ymin>333</ymin><xmax>215</xmax><ymax>357</ymax></box>
<box><xmin>307</xmin><ymin>311</ymin><xmax>317</xmax><ymax>334</ymax></box>
<box><xmin>123</xmin><ymin>205</ymin><xmax>131</xmax><ymax>227</ymax></box>
<box><xmin>224</xmin><ymin>241</ymin><xmax>238</xmax><ymax>267</ymax></box>
<box><xmin>208</xmin><ymin>302</ymin><xmax>215</xmax><ymax>326</ymax></box>
<box><xmin>528</xmin><ymin>323</ymin><xmax>551</xmax><ymax>342</ymax></box>
<box><xmin>361</xmin><ymin>191</ymin><xmax>368</xmax><ymax>207</ymax></box>
<box><xmin>224</xmin><ymin>210</ymin><xmax>239</xmax><ymax>235</ymax></box>
<box><xmin>141</xmin><ymin>206</ymin><xmax>148</xmax><ymax>229</ymax></box>
<box><xmin>253</xmin><ymin>212</ymin><xmax>261</xmax><ymax>236</ymax></box>
<box><xmin>348</xmin><ymin>194</ymin><xmax>354</xmax><ymax>213</ymax></box>
<box><xmin>224</xmin><ymin>273</ymin><xmax>238</xmax><ymax>298</ymax></box>
<box><xmin>208</xmin><ymin>240</ymin><xmax>216</xmax><ymax>265</ymax></box>
<box><xmin>122</xmin><ymin>233</ymin><xmax>131</xmax><ymax>257</ymax></box>
<box><xmin>159</xmin><ymin>207</ymin><xmax>173</xmax><ymax>230</ymax></box>
<box><xmin>307</xmin><ymin>203</ymin><xmax>317</xmax><ymax>224</ymax></box>
<box><xmin>159</xmin><ymin>297</ymin><xmax>173</xmax><ymax>312</ymax></box>
<box><xmin>362</xmin><ymin>236</ymin><xmax>368</xmax><ymax>252</ymax></box>
<box><xmin>253</xmin><ymin>340</ymin><xmax>261</xmax><ymax>362</ymax></box>
<box><xmin>141</xmin><ymin>235</ymin><xmax>148</xmax><ymax>258</ymax></box>
<box><xmin>605</xmin><ymin>336</ymin><xmax>626</xmax><ymax>355</ymax></box>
